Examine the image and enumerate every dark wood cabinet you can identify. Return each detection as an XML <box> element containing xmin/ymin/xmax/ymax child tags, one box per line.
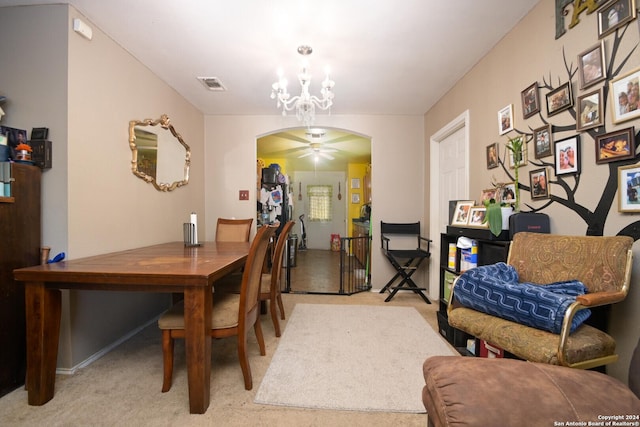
<box><xmin>438</xmin><ymin>231</ymin><xmax>510</xmax><ymax>351</ymax></box>
<box><xmin>0</xmin><ymin>163</ymin><xmax>41</xmax><ymax>397</ymax></box>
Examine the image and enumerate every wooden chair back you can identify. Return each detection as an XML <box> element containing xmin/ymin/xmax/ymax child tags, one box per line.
<box><xmin>216</xmin><ymin>218</ymin><xmax>253</xmax><ymax>242</ymax></box>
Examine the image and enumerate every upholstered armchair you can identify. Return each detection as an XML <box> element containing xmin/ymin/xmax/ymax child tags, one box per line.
<box><xmin>447</xmin><ymin>232</ymin><xmax>633</xmax><ymax>369</ymax></box>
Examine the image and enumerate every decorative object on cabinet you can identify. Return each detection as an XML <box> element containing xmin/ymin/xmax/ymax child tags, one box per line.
<box><xmin>597</xmin><ymin>0</ymin><xmax>637</xmax><ymax>39</ymax></box>
<box><xmin>533</xmin><ymin>125</ymin><xmax>553</xmax><ymax>159</ymax></box>
<box><xmin>506</xmin><ymin>135</ymin><xmax>524</xmax><ymax>212</ymax></box>
<box><xmin>451</xmin><ymin>201</ymin><xmax>474</xmax><ymax>226</ymax></box>
<box><xmin>128</xmin><ymin>114</ymin><xmax>190</xmax><ymax>192</ymax></box>
<box><xmin>618</xmin><ymin>163</ymin><xmax>640</xmax><ymax>212</ymax></box>
<box><xmin>497</xmin><ymin>104</ymin><xmax>513</xmax><ymax>135</ymax></box>
<box><xmin>1</xmin><ymin>163</ymin><xmax>41</xmax><ymax>398</ymax></box>
<box><xmin>29</xmin><ymin>140</ymin><xmax>52</xmax><ymax>169</ymax></box>
<box><xmin>577</xmin><ymin>41</ymin><xmax>606</xmax><ymax>89</ymax></box>
<box><xmin>486</xmin><ymin>142</ymin><xmax>498</xmax><ymax>169</ymax></box>
<box><xmin>467</xmin><ymin>207</ymin><xmax>487</xmax><ymax>228</ymax></box>
<box><xmin>521</xmin><ymin>82</ymin><xmax>540</xmax><ymax>119</ymax></box>
<box><xmin>609</xmin><ymin>66</ymin><xmax>640</xmax><ymax>124</ymax></box>
<box><xmin>546</xmin><ymin>81</ymin><xmax>573</xmax><ymax>116</ymax></box>
<box><xmin>595</xmin><ymin>126</ymin><xmax>635</xmax><ymax>164</ymax></box>
<box><xmin>530</xmin><ymin>167</ymin><xmax>550</xmax><ymax>200</ymax></box>
<box><xmin>554</xmin><ymin>135</ymin><xmax>581</xmax><ymax>176</ymax></box>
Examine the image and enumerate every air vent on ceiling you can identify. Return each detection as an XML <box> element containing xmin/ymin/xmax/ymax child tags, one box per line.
<box><xmin>197</xmin><ymin>77</ymin><xmax>226</xmax><ymax>91</ymax></box>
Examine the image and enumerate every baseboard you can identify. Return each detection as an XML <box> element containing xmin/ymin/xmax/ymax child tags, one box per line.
<box><xmin>56</xmin><ymin>316</ymin><xmax>160</xmax><ymax>375</ymax></box>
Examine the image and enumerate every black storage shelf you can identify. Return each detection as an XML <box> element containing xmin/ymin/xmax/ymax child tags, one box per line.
<box><xmin>438</xmin><ymin>231</ymin><xmax>511</xmax><ymax>355</ymax></box>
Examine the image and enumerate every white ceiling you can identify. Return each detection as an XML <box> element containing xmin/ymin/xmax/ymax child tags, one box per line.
<box><xmin>1</xmin><ymin>0</ymin><xmax>540</xmax><ymax>170</ymax></box>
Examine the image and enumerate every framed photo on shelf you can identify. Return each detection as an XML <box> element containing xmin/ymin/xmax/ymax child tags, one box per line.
<box><xmin>609</xmin><ymin>66</ymin><xmax>640</xmax><ymax>124</ymax></box>
<box><xmin>530</xmin><ymin>168</ymin><xmax>550</xmax><ymax>200</ymax></box>
<box><xmin>480</xmin><ymin>188</ymin><xmax>498</xmax><ymax>204</ymax></box>
<box><xmin>577</xmin><ymin>42</ymin><xmax>606</xmax><ymax>89</ymax></box>
<box><xmin>598</xmin><ymin>0</ymin><xmax>637</xmax><ymax>39</ymax></box>
<box><xmin>533</xmin><ymin>125</ymin><xmax>553</xmax><ymax>159</ymax></box>
<box><xmin>546</xmin><ymin>82</ymin><xmax>573</xmax><ymax>116</ymax></box>
<box><xmin>595</xmin><ymin>127</ymin><xmax>636</xmax><ymax>164</ymax></box>
<box><xmin>618</xmin><ymin>163</ymin><xmax>640</xmax><ymax>212</ymax></box>
<box><xmin>498</xmin><ymin>104</ymin><xmax>514</xmax><ymax>135</ymax></box>
<box><xmin>554</xmin><ymin>135</ymin><xmax>581</xmax><ymax>176</ymax></box>
<box><xmin>521</xmin><ymin>82</ymin><xmax>540</xmax><ymax>119</ymax></box>
<box><xmin>576</xmin><ymin>88</ymin><xmax>604</xmax><ymax>131</ymax></box>
<box><xmin>486</xmin><ymin>142</ymin><xmax>499</xmax><ymax>169</ymax></box>
<box><xmin>467</xmin><ymin>207</ymin><xmax>488</xmax><ymax>228</ymax></box>
<box><xmin>508</xmin><ymin>136</ymin><xmax>527</xmax><ymax>169</ymax></box>
<box><xmin>451</xmin><ymin>200</ymin><xmax>474</xmax><ymax>226</ymax></box>
<box><xmin>499</xmin><ymin>182</ymin><xmax>517</xmax><ymax>206</ymax></box>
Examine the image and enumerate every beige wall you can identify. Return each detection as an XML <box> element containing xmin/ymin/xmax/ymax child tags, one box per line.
<box><xmin>0</xmin><ymin>5</ymin><xmax>205</xmax><ymax>369</ymax></box>
<box><xmin>204</xmin><ymin>114</ymin><xmax>426</xmax><ymax>289</ymax></box>
<box><xmin>424</xmin><ymin>0</ymin><xmax>640</xmax><ymax>383</ymax></box>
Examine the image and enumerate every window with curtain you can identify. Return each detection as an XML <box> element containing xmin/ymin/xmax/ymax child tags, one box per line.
<box><xmin>307</xmin><ymin>185</ymin><xmax>333</xmax><ymax>222</ymax></box>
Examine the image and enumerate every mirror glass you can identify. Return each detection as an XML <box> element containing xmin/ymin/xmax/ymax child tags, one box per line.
<box><xmin>129</xmin><ymin>114</ymin><xmax>190</xmax><ymax>191</ymax></box>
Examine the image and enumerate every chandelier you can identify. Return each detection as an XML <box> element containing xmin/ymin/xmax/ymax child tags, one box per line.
<box><xmin>270</xmin><ymin>45</ymin><xmax>335</xmax><ymax>127</ymax></box>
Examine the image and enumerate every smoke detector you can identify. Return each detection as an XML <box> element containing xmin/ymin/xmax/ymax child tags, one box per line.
<box><xmin>197</xmin><ymin>77</ymin><xmax>226</xmax><ymax>91</ymax></box>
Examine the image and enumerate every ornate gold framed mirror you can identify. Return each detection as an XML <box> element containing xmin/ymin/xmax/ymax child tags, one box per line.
<box><xmin>128</xmin><ymin>114</ymin><xmax>190</xmax><ymax>191</ymax></box>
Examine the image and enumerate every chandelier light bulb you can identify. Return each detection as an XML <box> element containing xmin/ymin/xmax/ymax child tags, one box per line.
<box><xmin>270</xmin><ymin>45</ymin><xmax>334</xmax><ymax>127</ymax></box>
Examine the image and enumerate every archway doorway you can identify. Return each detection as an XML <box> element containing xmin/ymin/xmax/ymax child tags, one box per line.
<box><xmin>257</xmin><ymin>127</ymin><xmax>371</xmax><ymax>294</ymax></box>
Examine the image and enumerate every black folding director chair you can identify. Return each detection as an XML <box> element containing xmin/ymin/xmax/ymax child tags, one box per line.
<box><xmin>379</xmin><ymin>221</ymin><xmax>432</xmax><ymax>303</ymax></box>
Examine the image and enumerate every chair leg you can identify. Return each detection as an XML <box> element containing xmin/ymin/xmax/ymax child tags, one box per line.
<box><xmin>255</xmin><ymin>319</ymin><xmax>266</xmax><ymax>356</ymax></box>
<box><xmin>237</xmin><ymin>333</ymin><xmax>252</xmax><ymax>390</ymax></box>
<box><xmin>276</xmin><ymin>294</ymin><xmax>285</xmax><ymax>320</ymax></box>
<box><xmin>161</xmin><ymin>330</ymin><xmax>174</xmax><ymax>393</ymax></box>
<box><xmin>270</xmin><ymin>299</ymin><xmax>282</xmax><ymax>337</ymax></box>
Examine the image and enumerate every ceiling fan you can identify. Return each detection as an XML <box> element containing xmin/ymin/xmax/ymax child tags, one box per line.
<box><xmin>298</xmin><ymin>142</ymin><xmax>337</xmax><ymax>160</ymax></box>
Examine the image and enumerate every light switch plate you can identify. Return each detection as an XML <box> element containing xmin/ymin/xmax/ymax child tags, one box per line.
<box><xmin>239</xmin><ymin>190</ymin><xmax>249</xmax><ymax>200</ymax></box>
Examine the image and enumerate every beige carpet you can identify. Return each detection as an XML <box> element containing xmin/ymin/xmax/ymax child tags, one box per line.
<box><xmin>0</xmin><ymin>292</ymin><xmax>450</xmax><ymax>426</ymax></box>
<box><xmin>255</xmin><ymin>303</ymin><xmax>456</xmax><ymax>413</ymax></box>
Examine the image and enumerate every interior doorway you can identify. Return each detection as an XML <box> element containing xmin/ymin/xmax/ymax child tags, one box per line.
<box><xmin>428</xmin><ymin>111</ymin><xmax>470</xmax><ymax>300</ymax></box>
<box><xmin>257</xmin><ymin>127</ymin><xmax>371</xmax><ymax>294</ymax></box>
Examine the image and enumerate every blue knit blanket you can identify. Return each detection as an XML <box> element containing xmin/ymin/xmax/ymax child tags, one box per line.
<box><xmin>453</xmin><ymin>262</ymin><xmax>591</xmax><ymax>334</ymax></box>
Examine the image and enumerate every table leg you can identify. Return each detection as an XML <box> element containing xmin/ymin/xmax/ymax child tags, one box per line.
<box><xmin>25</xmin><ymin>282</ymin><xmax>61</xmax><ymax>406</ymax></box>
<box><xmin>183</xmin><ymin>286</ymin><xmax>212</xmax><ymax>414</ymax></box>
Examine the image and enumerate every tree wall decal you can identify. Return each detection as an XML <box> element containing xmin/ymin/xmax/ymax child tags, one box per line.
<box><xmin>498</xmin><ymin>23</ymin><xmax>640</xmax><ymax>239</ymax></box>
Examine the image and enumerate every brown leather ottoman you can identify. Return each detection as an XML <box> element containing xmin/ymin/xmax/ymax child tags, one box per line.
<box><xmin>422</xmin><ymin>356</ymin><xmax>640</xmax><ymax>427</ymax></box>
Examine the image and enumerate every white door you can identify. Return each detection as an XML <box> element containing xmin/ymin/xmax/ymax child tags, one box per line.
<box><xmin>429</xmin><ymin>111</ymin><xmax>469</xmax><ymax>299</ymax></box>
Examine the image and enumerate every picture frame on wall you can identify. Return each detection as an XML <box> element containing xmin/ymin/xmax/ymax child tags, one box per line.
<box><xmin>498</xmin><ymin>104</ymin><xmax>514</xmax><ymax>135</ymax></box>
<box><xmin>546</xmin><ymin>82</ymin><xmax>573</xmax><ymax>116</ymax></box>
<box><xmin>533</xmin><ymin>125</ymin><xmax>553</xmax><ymax>159</ymax></box>
<box><xmin>618</xmin><ymin>163</ymin><xmax>640</xmax><ymax>212</ymax></box>
<box><xmin>530</xmin><ymin>167</ymin><xmax>550</xmax><ymax>200</ymax></box>
<box><xmin>595</xmin><ymin>127</ymin><xmax>636</xmax><ymax>164</ymax></box>
<box><xmin>451</xmin><ymin>200</ymin><xmax>474</xmax><ymax>226</ymax></box>
<box><xmin>598</xmin><ymin>0</ymin><xmax>637</xmax><ymax>39</ymax></box>
<box><xmin>554</xmin><ymin>135</ymin><xmax>581</xmax><ymax>176</ymax></box>
<box><xmin>521</xmin><ymin>82</ymin><xmax>540</xmax><ymax>119</ymax></box>
<box><xmin>467</xmin><ymin>207</ymin><xmax>488</xmax><ymax>228</ymax></box>
<box><xmin>609</xmin><ymin>66</ymin><xmax>640</xmax><ymax>124</ymax></box>
<box><xmin>486</xmin><ymin>142</ymin><xmax>499</xmax><ymax>169</ymax></box>
<box><xmin>576</xmin><ymin>88</ymin><xmax>604</xmax><ymax>131</ymax></box>
<box><xmin>577</xmin><ymin>41</ymin><xmax>606</xmax><ymax>89</ymax></box>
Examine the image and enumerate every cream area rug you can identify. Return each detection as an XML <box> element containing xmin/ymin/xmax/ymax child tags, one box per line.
<box><xmin>254</xmin><ymin>303</ymin><xmax>456</xmax><ymax>413</ymax></box>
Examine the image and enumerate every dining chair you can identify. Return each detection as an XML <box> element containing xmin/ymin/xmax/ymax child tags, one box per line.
<box><xmin>215</xmin><ymin>218</ymin><xmax>253</xmax><ymax>242</ymax></box>
<box><xmin>157</xmin><ymin>224</ymin><xmax>277</xmax><ymax>392</ymax></box>
<box><xmin>216</xmin><ymin>221</ymin><xmax>295</xmax><ymax>337</ymax></box>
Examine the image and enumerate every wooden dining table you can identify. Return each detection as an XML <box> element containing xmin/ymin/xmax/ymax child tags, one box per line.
<box><xmin>13</xmin><ymin>241</ymin><xmax>250</xmax><ymax>414</ymax></box>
